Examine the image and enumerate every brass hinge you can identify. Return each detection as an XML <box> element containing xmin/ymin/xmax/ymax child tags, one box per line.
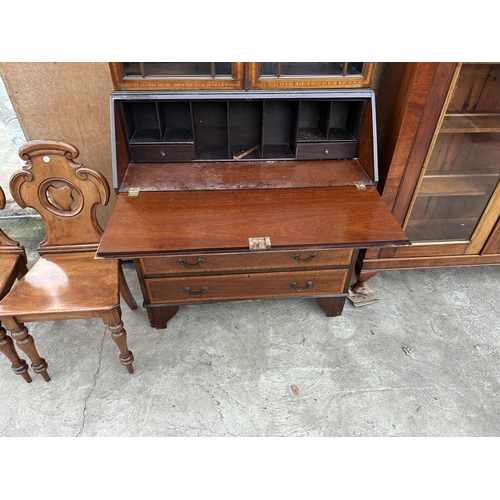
<box><xmin>249</xmin><ymin>236</ymin><xmax>271</xmax><ymax>250</ymax></box>
<box><xmin>354</xmin><ymin>181</ymin><xmax>367</xmax><ymax>190</ymax></box>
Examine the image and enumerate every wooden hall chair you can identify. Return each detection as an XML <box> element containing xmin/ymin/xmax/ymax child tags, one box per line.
<box><xmin>0</xmin><ymin>140</ymin><xmax>135</xmax><ymax>382</ymax></box>
<box><xmin>0</xmin><ymin>186</ymin><xmax>32</xmax><ymax>382</ymax></box>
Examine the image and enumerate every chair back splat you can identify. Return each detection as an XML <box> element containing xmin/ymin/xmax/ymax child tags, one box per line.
<box><xmin>12</xmin><ymin>140</ymin><xmax>110</xmax><ymax>254</ymax></box>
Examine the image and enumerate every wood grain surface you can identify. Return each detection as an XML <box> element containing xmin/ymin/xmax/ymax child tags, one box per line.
<box><xmin>97</xmin><ymin>186</ymin><xmax>409</xmax><ymax>258</ymax></box>
<box><xmin>120</xmin><ymin>159</ymin><xmax>372</xmax><ymax>193</ymax></box>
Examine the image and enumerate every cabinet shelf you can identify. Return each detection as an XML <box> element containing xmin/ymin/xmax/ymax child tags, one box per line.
<box><xmin>405</xmin><ymin>217</ymin><xmax>478</xmax><ymax>242</ymax></box>
<box><xmin>163</xmin><ymin>128</ymin><xmax>194</xmax><ymax>143</ymax></box>
<box><xmin>261</xmin><ymin>144</ymin><xmax>294</xmax><ymax>159</ymax></box>
<box><xmin>130</xmin><ymin>129</ymin><xmax>162</xmax><ymax>144</ymax></box>
<box><xmin>419</xmin><ymin>173</ymin><xmax>499</xmax><ymax>197</ymax></box>
<box><xmin>297</xmin><ymin>128</ymin><xmax>325</xmax><ymax>141</ymax></box>
<box><xmin>441</xmin><ymin>113</ymin><xmax>500</xmax><ymax>133</ymax></box>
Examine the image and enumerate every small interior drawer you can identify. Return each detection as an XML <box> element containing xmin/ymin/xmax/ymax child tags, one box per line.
<box><xmin>139</xmin><ymin>249</ymin><xmax>353</xmax><ymax>276</ymax></box>
<box><xmin>129</xmin><ymin>144</ymin><xmax>195</xmax><ymax>162</ymax></box>
<box><xmin>145</xmin><ymin>268</ymin><xmax>349</xmax><ymax>304</ymax></box>
<box><xmin>295</xmin><ymin>142</ymin><xmax>357</xmax><ymax>160</ymax></box>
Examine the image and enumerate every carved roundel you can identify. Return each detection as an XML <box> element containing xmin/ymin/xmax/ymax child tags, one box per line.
<box><xmin>38</xmin><ymin>178</ymin><xmax>84</xmax><ymax>217</ymax></box>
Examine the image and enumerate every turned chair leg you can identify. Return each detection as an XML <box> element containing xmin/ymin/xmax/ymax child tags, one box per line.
<box><xmin>0</xmin><ymin>324</ymin><xmax>32</xmax><ymax>383</ymax></box>
<box><xmin>2</xmin><ymin>318</ymin><xmax>50</xmax><ymax>382</ymax></box>
<box><xmin>119</xmin><ymin>262</ymin><xmax>137</xmax><ymax>310</ymax></box>
<box><xmin>102</xmin><ymin>306</ymin><xmax>134</xmax><ymax>374</ymax></box>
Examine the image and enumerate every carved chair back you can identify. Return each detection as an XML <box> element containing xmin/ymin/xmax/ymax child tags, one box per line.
<box><xmin>11</xmin><ymin>140</ymin><xmax>110</xmax><ymax>255</ymax></box>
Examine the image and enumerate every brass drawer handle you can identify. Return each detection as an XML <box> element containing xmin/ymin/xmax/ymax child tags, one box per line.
<box><xmin>290</xmin><ymin>281</ymin><xmax>314</xmax><ymax>292</ymax></box>
<box><xmin>184</xmin><ymin>286</ymin><xmax>208</xmax><ymax>297</ymax></box>
<box><xmin>292</xmin><ymin>252</ymin><xmax>317</xmax><ymax>264</ymax></box>
<box><xmin>179</xmin><ymin>257</ymin><xmax>205</xmax><ymax>270</ymax></box>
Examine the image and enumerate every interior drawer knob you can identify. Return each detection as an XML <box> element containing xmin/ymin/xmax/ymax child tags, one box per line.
<box><xmin>290</xmin><ymin>281</ymin><xmax>314</xmax><ymax>292</ymax></box>
<box><xmin>184</xmin><ymin>286</ymin><xmax>208</xmax><ymax>297</ymax></box>
<box><xmin>292</xmin><ymin>252</ymin><xmax>317</xmax><ymax>263</ymax></box>
<box><xmin>324</xmin><ymin>149</ymin><xmax>329</xmax><ymax>155</ymax></box>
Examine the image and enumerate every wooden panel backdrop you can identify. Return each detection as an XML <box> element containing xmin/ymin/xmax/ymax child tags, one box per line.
<box><xmin>0</xmin><ymin>62</ymin><xmax>115</xmax><ymax>225</ymax></box>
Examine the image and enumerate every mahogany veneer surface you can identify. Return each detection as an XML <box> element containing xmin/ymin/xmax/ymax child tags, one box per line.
<box><xmin>97</xmin><ymin>186</ymin><xmax>409</xmax><ymax>258</ymax></box>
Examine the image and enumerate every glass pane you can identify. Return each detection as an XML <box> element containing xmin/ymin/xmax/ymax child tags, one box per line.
<box><xmin>405</xmin><ymin>63</ymin><xmax>500</xmax><ymax>243</ymax></box>
<box><xmin>259</xmin><ymin>62</ymin><xmax>364</xmax><ymax>78</ymax></box>
<box><xmin>345</xmin><ymin>62</ymin><xmax>363</xmax><ymax>75</ymax></box>
<box><xmin>260</xmin><ymin>62</ymin><xmax>278</xmax><ymax>76</ymax></box>
<box><xmin>121</xmin><ymin>62</ymin><xmax>232</xmax><ymax>78</ymax></box>
<box><xmin>143</xmin><ymin>63</ymin><xmax>212</xmax><ymax>77</ymax></box>
<box><xmin>214</xmin><ymin>62</ymin><xmax>232</xmax><ymax>76</ymax></box>
<box><xmin>122</xmin><ymin>62</ymin><xmax>141</xmax><ymax>76</ymax></box>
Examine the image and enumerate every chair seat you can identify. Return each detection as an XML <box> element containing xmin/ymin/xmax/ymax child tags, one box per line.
<box><xmin>0</xmin><ymin>252</ymin><xmax>120</xmax><ymax>320</ymax></box>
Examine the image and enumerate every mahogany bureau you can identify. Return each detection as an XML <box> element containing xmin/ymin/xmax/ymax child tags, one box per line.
<box><xmin>96</xmin><ymin>89</ymin><xmax>409</xmax><ymax>328</ymax></box>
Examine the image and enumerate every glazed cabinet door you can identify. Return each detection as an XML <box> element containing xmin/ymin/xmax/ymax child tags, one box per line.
<box><xmin>246</xmin><ymin>62</ymin><xmax>374</xmax><ymax>89</ymax></box>
<box><xmin>109</xmin><ymin>62</ymin><xmax>245</xmax><ymax>90</ymax></box>
<box><xmin>109</xmin><ymin>63</ymin><xmax>374</xmax><ymax>91</ymax></box>
<box><xmin>395</xmin><ymin>63</ymin><xmax>500</xmax><ymax>258</ymax></box>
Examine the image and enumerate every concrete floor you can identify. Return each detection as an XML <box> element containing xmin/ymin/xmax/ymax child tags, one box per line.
<box><xmin>4</xmin><ymin>244</ymin><xmax>500</xmax><ymax>437</ymax></box>
<box><xmin>1</xmin><ymin>117</ymin><xmax>500</xmax><ymax>440</ymax></box>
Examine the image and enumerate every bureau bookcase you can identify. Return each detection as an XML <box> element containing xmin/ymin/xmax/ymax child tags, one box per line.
<box><xmin>97</xmin><ymin>63</ymin><xmax>408</xmax><ymax>328</ymax></box>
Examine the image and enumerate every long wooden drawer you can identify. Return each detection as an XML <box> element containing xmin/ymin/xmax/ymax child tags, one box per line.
<box><xmin>145</xmin><ymin>268</ymin><xmax>349</xmax><ymax>304</ymax></box>
<box><xmin>139</xmin><ymin>249</ymin><xmax>353</xmax><ymax>276</ymax></box>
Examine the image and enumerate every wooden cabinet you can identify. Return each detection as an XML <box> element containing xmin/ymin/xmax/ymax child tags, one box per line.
<box><xmin>99</xmin><ymin>63</ymin><xmax>407</xmax><ymax>328</ymax></box>
<box><xmin>109</xmin><ymin>62</ymin><xmax>374</xmax><ymax>91</ymax></box>
<box><xmin>356</xmin><ymin>62</ymin><xmax>500</xmax><ymax>286</ymax></box>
